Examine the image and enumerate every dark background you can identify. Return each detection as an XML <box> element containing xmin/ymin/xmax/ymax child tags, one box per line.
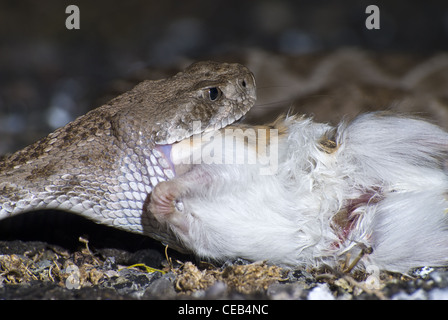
<box><xmin>1</xmin><ymin>0</ymin><xmax>448</xmax><ymax>155</ymax></box>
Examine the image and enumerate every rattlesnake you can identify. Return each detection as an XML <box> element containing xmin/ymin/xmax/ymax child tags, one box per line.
<box><xmin>0</xmin><ymin>61</ymin><xmax>256</xmax><ymax>252</ymax></box>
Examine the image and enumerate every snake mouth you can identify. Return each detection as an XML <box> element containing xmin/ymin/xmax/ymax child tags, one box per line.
<box><xmin>150</xmin><ymin>67</ymin><xmax>256</xmax><ymax>181</ymax></box>
<box><xmin>153</xmin><ymin>141</ymin><xmax>195</xmax><ymax>179</ymax></box>
<box><xmin>152</xmin><ymin>103</ymin><xmax>255</xmax><ymax>180</ymax></box>
<box><xmin>155</xmin><ymin>101</ymin><xmax>255</xmax><ymax>145</ymax></box>
<box><xmin>152</xmin><ymin>133</ymin><xmax>208</xmax><ymax>182</ymax></box>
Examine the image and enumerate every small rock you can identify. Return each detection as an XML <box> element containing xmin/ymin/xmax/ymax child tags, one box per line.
<box><xmin>308</xmin><ymin>283</ymin><xmax>335</xmax><ymax>300</ymax></box>
<box><xmin>144</xmin><ymin>272</ymin><xmax>177</xmax><ymax>299</ymax></box>
<box><xmin>267</xmin><ymin>282</ymin><xmax>305</xmax><ymax>300</ymax></box>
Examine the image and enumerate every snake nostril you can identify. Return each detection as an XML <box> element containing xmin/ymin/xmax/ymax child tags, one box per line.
<box><xmin>241</xmin><ymin>73</ymin><xmax>256</xmax><ymax>91</ymax></box>
<box><xmin>239</xmin><ymin>78</ymin><xmax>250</xmax><ymax>90</ymax></box>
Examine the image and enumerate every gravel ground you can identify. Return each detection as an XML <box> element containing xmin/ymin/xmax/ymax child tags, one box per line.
<box><xmin>1</xmin><ymin>213</ymin><xmax>448</xmax><ymax>300</ymax></box>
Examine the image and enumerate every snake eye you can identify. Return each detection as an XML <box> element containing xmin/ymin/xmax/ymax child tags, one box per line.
<box><xmin>207</xmin><ymin>87</ymin><xmax>222</xmax><ymax>101</ymax></box>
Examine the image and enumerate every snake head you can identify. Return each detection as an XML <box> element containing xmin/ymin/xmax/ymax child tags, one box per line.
<box><xmin>111</xmin><ymin>61</ymin><xmax>256</xmax><ymax>147</ymax></box>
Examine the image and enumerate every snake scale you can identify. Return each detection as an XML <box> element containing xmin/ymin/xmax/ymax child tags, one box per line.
<box><xmin>0</xmin><ymin>61</ymin><xmax>256</xmax><ymax>252</ymax></box>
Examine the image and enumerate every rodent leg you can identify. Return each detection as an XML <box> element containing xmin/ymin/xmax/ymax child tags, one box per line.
<box><xmin>148</xmin><ymin>166</ymin><xmax>212</xmax><ymax>230</ymax></box>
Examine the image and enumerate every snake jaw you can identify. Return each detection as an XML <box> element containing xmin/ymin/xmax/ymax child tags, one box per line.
<box><xmin>154</xmin><ymin>145</ymin><xmax>175</xmax><ymax>172</ymax></box>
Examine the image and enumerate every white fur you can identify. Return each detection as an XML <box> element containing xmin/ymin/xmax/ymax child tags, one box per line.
<box><xmin>166</xmin><ymin>112</ymin><xmax>448</xmax><ymax>273</ymax></box>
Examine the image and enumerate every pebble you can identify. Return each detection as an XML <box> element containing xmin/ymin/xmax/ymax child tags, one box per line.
<box><xmin>307</xmin><ymin>283</ymin><xmax>335</xmax><ymax>300</ymax></box>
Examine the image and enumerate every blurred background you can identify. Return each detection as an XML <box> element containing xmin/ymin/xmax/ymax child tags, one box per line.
<box><xmin>1</xmin><ymin>0</ymin><xmax>448</xmax><ymax>155</ymax></box>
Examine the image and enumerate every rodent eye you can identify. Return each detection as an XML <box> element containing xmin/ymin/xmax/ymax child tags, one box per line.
<box><xmin>207</xmin><ymin>87</ymin><xmax>222</xmax><ymax>101</ymax></box>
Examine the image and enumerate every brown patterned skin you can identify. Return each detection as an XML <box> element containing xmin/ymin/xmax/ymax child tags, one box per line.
<box><xmin>0</xmin><ymin>61</ymin><xmax>256</xmax><ymax>252</ymax></box>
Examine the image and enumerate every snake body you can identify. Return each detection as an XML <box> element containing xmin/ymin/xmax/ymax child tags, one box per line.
<box><xmin>0</xmin><ymin>61</ymin><xmax>256</xmax><ymax>251</ymax></box>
